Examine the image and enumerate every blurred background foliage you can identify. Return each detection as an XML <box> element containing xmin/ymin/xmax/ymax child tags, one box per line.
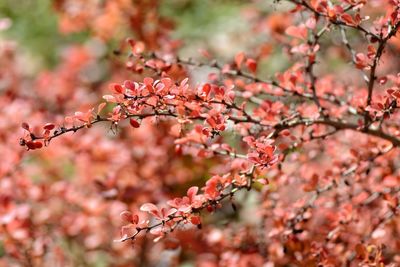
<box><xmin>0</xmin><ymin>0</ymin><xmax>89</xmax><ymax>67</ymax></box>
<box><xmin>0</xmin><ymin>0</ymin><xmax>289</xmax><ymax>74</ymax></box>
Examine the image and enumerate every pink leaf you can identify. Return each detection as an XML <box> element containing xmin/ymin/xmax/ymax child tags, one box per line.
<box><xmin>187</xmin><ymin>186</ymin><xmax>199</xmax><ymax>200</ymax></box>
<box><xmin>120</xmin><ymin>211</ymin><xmax>137</xmax><ymax>224</ymax></box>
<box><xmin>140</xmin><ymin>203</ymin><xmax>159</xmax><ymax>213</ymax></box>
<box><xmin>109</xmin><ymin>83</ymin><xmax>123</xmax><ymax>94</ymax></box>
<box><xmin>285</xmin><ymin>25</ymin><xmax>307</xmax><ymax>40</ymax></box>
<box><xmin>235</xmin><ymin>52</ymin><xmax>245</xmax><ymax>69</ymax></box>
<box><xmin>103</xmin><ymin>95</ymin><xmax>116</xmax><ymax>102</ymax></box>
<box><xmin>97</xmin><ymin>102</ymin><xmax>106</xmax><ymax>114</ymax></box>
<box><xmin>305</xmin><ymin>17</ymin><xmax>316</xmax><ymax>29</ymax></box>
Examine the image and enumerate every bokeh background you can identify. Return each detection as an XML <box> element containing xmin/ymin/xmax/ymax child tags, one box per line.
<box><xmin>2</xmin><ymin>0</ymin><xmax>400</xmax><ymax>266</ymax></box>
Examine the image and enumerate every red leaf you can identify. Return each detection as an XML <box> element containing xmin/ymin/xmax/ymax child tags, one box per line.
<box><xmin>26</xmin><ymin>141</ymin><xmax>36</xmax><ymax>150</ymax></box>
<box><xmin>340</xmin><ymin>14</ymin><xmax>355</xmax><ymax>26</ymax></box>
<box><xmin>190</xmin><ymin>215</ymin><xmax>201</xmax><ymax>225</ymax></box>
<box><xmin>143</xmin><ymin>77</ymin><xmax>154</xmax><ymax>86</ymax></box>
<box><xmin>34</xmin><ymin>141</ymin><xmax>43</xmax><ymax>149</ymax></box>
<box><xmin>124</xmin><ymin>80</ymin><xmax>136</xmax><ymax>91</ymax></box>
<box><xmin>146</xmin><ymin>96</ymin><xmax>158</xmax><ymax>107</ymax></box>
<box><xmin>280</xmin><ymin>129</ymin><xmax>291</xmax><ymax>136</ymax></box>
<box><xmin>129</xmin><ymin>118</ymin><xmax>140</xmax><ymax>128</ymax></box>
<box><xmin>42</xmin><ymin>123</ymin><xmax>55</xmax><ymax>131</ymax></box>
<box><xmin>201</xmin><ymin>83</ymin><xmax>211</xmax><ymax>98</ymax></box>
<box><xmin>246</xmin><ymin>58</ymin><xmax>257</xmax><ymax>74</ymax></box>
<box><xmin>109</xmin><ymin>83</ymin><xmax>123</xmax><ymax>94</ymax></box>
<box><xmin>26</xmin><ymin>141</ymin><xmax>43</xmax><ymax>150</ymax></box>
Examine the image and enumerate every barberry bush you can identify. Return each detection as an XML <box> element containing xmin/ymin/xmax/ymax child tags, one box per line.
<box><xmin>2</xmin><ymin>0</ymin><xmax>400</xmax><ymax>266</ymax></box>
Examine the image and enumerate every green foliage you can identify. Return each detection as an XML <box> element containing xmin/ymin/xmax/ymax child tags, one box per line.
<box><xmin>0</xmin><ymin>0</ymin><xmax>88</xmax><ymax>67</ymax></box>
<box><xmin>161</xmin><ymin>0</ymin><xmax>245</xmax><ymax>41</ymax></box>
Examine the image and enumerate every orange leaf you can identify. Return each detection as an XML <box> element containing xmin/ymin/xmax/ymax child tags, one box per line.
<box><xmin>235</xmin><ymin>52</ymin><xmax>245</xmax><ymax>69</ymax></box>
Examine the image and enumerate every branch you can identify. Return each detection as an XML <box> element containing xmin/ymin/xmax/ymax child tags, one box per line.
<box><xmin>118</xmin><ymin>170</ymin><xmax>256</xmax><ymax>243</ymax></box>
<box><xmin>289</xmin><ymin>0</ymin><xmax>380</xmax><ymax>40</ymax></box>
<box><xmin>365</xmin><ymin>20</ymin><xmax>400</xmax><ymax>126</ymax></box>
<box><xmin>305</xmin><ymin>23</ymin><xmax>330</xmax><ymax>116</ymax></box>
<box><xmin>272</xmin><ymin>117</ymin><xmax>400</xmax><ymax>147</ymax></box>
